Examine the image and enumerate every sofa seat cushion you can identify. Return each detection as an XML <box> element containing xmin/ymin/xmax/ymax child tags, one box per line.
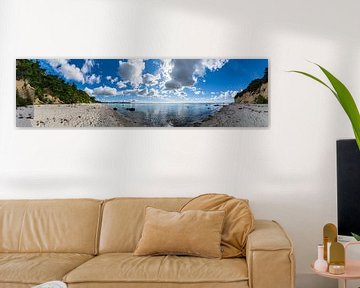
<box><xmin>0</xmin><ymin>253</ymin><xmax>93</xmax><ymax>285</ymax></box>
<box><xmin>64</xmin><ymin>253</ymin><xmax>248</xmax><ymax>285</ymax></box>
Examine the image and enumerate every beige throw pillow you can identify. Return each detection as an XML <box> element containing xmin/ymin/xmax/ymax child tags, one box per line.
<box><xmin>181</xmin><ymin>193</ymin><xmax>255</xmax><ymax>258</ymax></box>
<box><xmin>134</xmin><ymin>207</ymin><xmax>225</xmax><ymax>258</ymax></box>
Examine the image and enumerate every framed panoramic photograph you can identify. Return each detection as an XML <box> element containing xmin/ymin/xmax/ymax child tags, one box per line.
<box><xmin>16</xmin><ymin>59</ymin><xmax>269</xmax><ymax>127</ymax></box>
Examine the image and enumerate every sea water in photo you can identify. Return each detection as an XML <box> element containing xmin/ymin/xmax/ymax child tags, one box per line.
<box><xmin>108</xmin><ymin>103</ymin><xmax>226</xmax><ymax>127</ymax></box>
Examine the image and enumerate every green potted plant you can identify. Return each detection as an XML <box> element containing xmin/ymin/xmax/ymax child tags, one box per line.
<box><xmin>290</xmin><ymin>63</ymin><xmax>360</xmax><ymax>241</ymax></box>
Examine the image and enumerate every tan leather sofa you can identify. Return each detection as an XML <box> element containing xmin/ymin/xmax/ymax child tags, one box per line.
<box><xmin>0</xmin><ymin>198</ymin><xmax>295</xmax><ymax>288</ymax></box>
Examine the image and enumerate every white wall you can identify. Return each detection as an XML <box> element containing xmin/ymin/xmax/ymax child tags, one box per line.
<box><xmin>1</xmin><ymin>0</ymin><xmax>359</xmax><ymax>287</ymax></box>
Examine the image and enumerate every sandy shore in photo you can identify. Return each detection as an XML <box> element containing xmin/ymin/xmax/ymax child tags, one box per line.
<box><xmin>16</xmin><ymin>103</ymin><xmax>268</xmax><ymax>128</ymax></box>
<box><xmin>200</xmin><ymin>104</ymin><xmax>268</xmax><ymax>127</ymax></box>
<box><xmin>16</xmin><ymin>104</ymin><xmax>139</xmax><ymax>127</ymax></box>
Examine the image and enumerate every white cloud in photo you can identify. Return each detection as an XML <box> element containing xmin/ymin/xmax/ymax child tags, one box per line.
<box><xmin>85</xmin><ymin>74</ymin><xmax>101</xmax><ymax>84</ymax></box>
<box><xmin>155</xmin><ymin>59</ymin><xmax>173</xmax><ymax>89</ymax></box>
<box><xmin>158</xmin><ymin>59</ymin><xmax>172</xmax><ymax>79</ymax></box>
<box><xmin>118</xmin><ymin>59</ymin><xmax>145</xmax><ymax>88</ymax></box>
<box><xmin>47</xmin><ymin>59</ymin><xmax>102</xmax><ymax>85</ymax></box>
<box><xmin>116</xmin><ymin>81</ymin><xmax>127</xmax><ymax>89</ymax></box>
<box><xmin>121</xmin><ymin>89</ymin><xmax>137</xmax><ymax>95</ymax></box>
<box><xmin>113</xmin><ymin>87</ymin><xmax>163</xmax><ymax>98</ymax></box>
<box><xmin>143</xmin><ymin>73</ymin><xmax>160</xmax><ymax>86</ymax></box>
<box><xmin>144</xmin><ymin>88</ymin><xmax>163</xmax><ymax>98</ymax></box>
<box><xmin>173</xmin><ymin>89</ymin><xmax>188</xmax><ymax>100</ymax></box>
<box><xmin>81</xmin><ymin>59</ymin><xmax>95</xmax><ymax>74</ymax></box>
<box><xmin>48</xmin><ymin>59</ymin><xmax>85</xmax><ymax>83</ymax></box>
<box><xmin>186</xmin><ymin>86</ymin><xmax>203</xmax><ymax>97</ymax></box>
<box><xmin>92</xmin><ymin>85</ymin><xmax>118</xmax><ymax>96</ymax></box>
<box><xmin>212</xmin><ymin>90</ymin><xmax>237</xmax><ymax>102</ymax></box>
<box><xmin>122</xmin><ymin>88</ymin><xmax>148</xmax><ymax>96</ymax></box>
<box><xmin>147</xmin><ymin>88</ymin><xmax>156</xmax><ymax>97</ymax></box>
<box><xmin>106</xmin><ymin>76</ymin><xmax>119</xmax><ymax>84</ymax></box>
<box><xmin>202</xmin><ymin>59</ymin><xmax>228</xmax><ymax>71</ymax></box>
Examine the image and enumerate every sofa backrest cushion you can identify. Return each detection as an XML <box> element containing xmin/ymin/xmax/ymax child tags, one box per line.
<box><xmin>0</xmin><ymin>199</ymin><xmax>102</xmax><ymax>254</ymax></box>
<box><xmin>99</xmin><ymin>198</ymin><xmax>189</xmax><ymax>253</ymax></box>
<box><xmin>181</xmin><ymin>194</ymin><xmax>254</xmax><ymax>258</ymax></box>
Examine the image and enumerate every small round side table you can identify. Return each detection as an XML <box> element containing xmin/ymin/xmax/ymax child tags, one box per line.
<box><xmin>311</xmin><ymin>242</ymin><xmax>360</xmax><ymax>288</ymax></box>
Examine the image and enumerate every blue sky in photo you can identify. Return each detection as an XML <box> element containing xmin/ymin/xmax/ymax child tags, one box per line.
<box><xmin>37</xmin><ymin>59</ymin><xmax>268</xmax><ymax>103</ymax></box>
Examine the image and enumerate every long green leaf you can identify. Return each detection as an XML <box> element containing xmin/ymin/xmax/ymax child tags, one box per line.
<box><xmin>353</xmin><ymin>127</ymin><xmax>360</xmax><ymax>149</ymax></box>
<box><xmin>351</xmin><ymin>232</ymin><xmax>360</xmax><ymax>241</ymax></box>
<box><xmin>289</xmin><ymin>65</ymin><xmax>360</xmax><ymax>150</ymax></box>
<box><xmin>316</xmin><ymin>64</ymin><xmax>360</xmax><ymax>150</ymax></box>
<box><xmin>317</xmin><ymin>65</ymin><xmax>358</xmax><ymax>117</ymax></box>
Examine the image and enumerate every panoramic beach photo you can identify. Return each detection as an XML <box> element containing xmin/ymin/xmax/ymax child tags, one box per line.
<box><xmin>16</xmin><ymin>59</ymin><xmax>269</xmax><ymax>127</ymax></box>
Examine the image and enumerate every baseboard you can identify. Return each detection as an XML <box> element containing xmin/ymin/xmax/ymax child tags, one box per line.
<box><xmin>296</xmin><ymin>273</ymin><xmax>337</xmax><ymax>288</ymax></box>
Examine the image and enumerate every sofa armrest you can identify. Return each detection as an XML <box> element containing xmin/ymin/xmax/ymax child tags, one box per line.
<box><xmin>246</xmin><ymin>220</ymin><xmax>295</xmax><ymax>288</ymax></box>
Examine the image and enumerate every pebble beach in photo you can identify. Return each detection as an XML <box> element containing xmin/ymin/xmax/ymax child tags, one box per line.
<box><xmin>16</xmin><ymin>104</ymin><xmax>135</xmax><ymax>128</ymax></box>
<box><xmin>16</xmin><ymin>103</ymin><xmax>268</xmax><ymax>128</ymax></box>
